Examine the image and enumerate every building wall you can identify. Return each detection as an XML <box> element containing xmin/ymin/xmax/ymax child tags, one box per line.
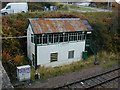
<box><xmin>27</xmin><ymin>24</ymin><xmax>35</xmax><ymax>62</ymax></box>
<box><xmin>37</xmin><ymin>41</ymin><xmax>85</xmax><ymax>67</ymax></box>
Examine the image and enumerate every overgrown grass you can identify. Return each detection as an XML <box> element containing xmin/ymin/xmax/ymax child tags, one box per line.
<box><xmin>96</xmin><ymin>51</ymin><xmax>120</xmax><ymax>67</ymax></box>
<box><xmin>30</xmin><ymin>56</ymin><xmax>95</xmax><ymax>80</ymax></box>
<box><xmin>30</xmin><ymin>51</ymin><xmax>119</xmax><ymax>81</ymax></box>
<box><xmin>69</xmin><ymin>5</ymin><xmax>97</xmax><ymax>11</ymax></box>
<box><xmin>10</xmin><ymin>11</ymin><xmax>112</xmax><ymax>26</ymax></box>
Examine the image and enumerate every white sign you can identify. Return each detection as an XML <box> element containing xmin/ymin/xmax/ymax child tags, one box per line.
<box><xmin>17</xmin><ymin>65</ymin><xmax>31</xmax><ymax>81</ymax></box>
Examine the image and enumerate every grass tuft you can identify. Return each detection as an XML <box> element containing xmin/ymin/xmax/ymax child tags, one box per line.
<box><xmin>30</xmin><ymin>51</ymin><xmax>119</xmax><ymax>81</ymax></box>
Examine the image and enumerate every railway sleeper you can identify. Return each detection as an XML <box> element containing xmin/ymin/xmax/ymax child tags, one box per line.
<box><xmin>84</xmin><ymin>79</ymin><xmax>97</xmax><ymax>88</ymax></box>
<box><xmin>69</xmin><ymin>83</ymin><xmax>83</xmax><ymax>88</ymax></box>
<box><xmin>87</xmin><ymin>75</ymin><xmax>120</xmax><ymax>89</ymax></box>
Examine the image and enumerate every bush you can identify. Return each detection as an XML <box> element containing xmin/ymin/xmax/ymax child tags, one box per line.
<box><xmin>57</xmin><ymin>4</ymin><xmax>69</xmax><ymax>10</ymax></box>
<box><xmin>62</xmin><ymin>5</ymin><xmax>69</xmax><ymax>10</ymax></box>
<box><xmin>91</xmin><ymin>20</ymin><xmax>113</xmax><ymax>52</ymax></box>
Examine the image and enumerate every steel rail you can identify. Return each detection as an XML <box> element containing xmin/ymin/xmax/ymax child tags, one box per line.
<box><xmin>53</xmin><ymin>66</ymin><xmax>120</xmax><ymax>89</ymax></box>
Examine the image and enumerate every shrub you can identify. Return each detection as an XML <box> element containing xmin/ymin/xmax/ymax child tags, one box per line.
<box><xmin>61</xmin><ymin>5</ymin><xmax>69</xmax><ymax>10</ymax></box>
<box><xmin>57</xmin><ymin>4</ymin><xmax>69</xmax><ymax>11</ymax></box>
<box><xmin>91</xmin><ymin>20</ymin><xmax>113</xmax><ymax>52</ymax></box>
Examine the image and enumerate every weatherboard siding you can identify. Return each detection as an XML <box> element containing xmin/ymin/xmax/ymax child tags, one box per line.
<box><xmin>27</xmin><ymin>24</ymin><xmax>35</xmax><ymax>61</ymax></box>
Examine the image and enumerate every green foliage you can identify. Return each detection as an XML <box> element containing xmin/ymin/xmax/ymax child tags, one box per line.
<box><xmin>57</xmin><ymin>4</ymin><xmax>69</xmax><ymax>10</ymax></box>
<box><xmin>2</xmin><ymin>11</ymin><xmax>120</xmax><ymax>82</ymax></box>
<box><xmin>2</xmin><ymin>50</ymin><xmax>28</xmax><ymax>81</ymax></box>
<box><xmin>96</xmin><ymin>51</ymin><xmax>119</xmax><ymax>67</ymax></box>
<box><xmin>28</xmin><ymin>2</ymin><xmax>57</xmax><ymax>11</ymax></box>
<box><xmin>61</xmin><ymin>5</ymin><xmax>69</xmax><ymax>10</ymax></box>
<box><xmin>2</xmin><ymin>16</ymin><xmax>28</xmax><ymax>82</ymax></box>
<box><xmin>91</xmin><ymin>20</ymin><xmax>113</xmax><ymax>52</ymax></box>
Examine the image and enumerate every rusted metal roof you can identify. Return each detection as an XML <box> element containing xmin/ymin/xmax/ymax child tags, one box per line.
<box><xmin>28</xmin><ymin>18</ymin><xmax>92</xmax><ymax>34</ymax></box>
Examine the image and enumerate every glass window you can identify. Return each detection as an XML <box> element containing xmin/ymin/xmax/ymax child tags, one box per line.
<box><xmin>68</xmin><ymin>50</ymin><xmax>74</xmax><ymax>59</ymax></box>
<box><xmin>54</xmin><ymin>34</ymin><xmax>58</xmax><ymax>43</ymax></box>
<box><xmin>59</xmin><ymin>34</ymin><xmax>63</xmax><ymax>42</ymax></box>
<box><xmin>64</xmin><ymin>33</ymin><xmax>68</xmax><ymax>42</ymax></box>
<box><xmin>73</xmin><ymin>33</ymin><xmax>77</xmax><ymax>41</ymax></box>
<box><xmin>31</xmin><ymin>34</ymin><xmax>34</xmax><ymax>43</ymax></box>
<box><xmin>43</xmin><ymin>34</ymin><xmax>47</xmax><ymax>44</ymax></box>
<box><xmin>69</xmin><ymin>33</ymin><xmax>74</xmax><ymax>41</ymax></box>
<box><xmin>82</xmin><ymin>34</ymin><xmax>85</xmax><ymax>40</ymax></box>
<box><xmin>37</xmin><ymin>34</ymin><xmax>42</xmax><ymax>44</ymax></box>
<box><xmin>49</xmin><ymin>34</ymin><xmax>53</xmax><ymax>43</ymax></box>
<box><xmin>78</xmin><ymin>33</ymin><xmax>82</xmax><ymax>40</ymax></box>
<box><xmin>6</xmin><ymin>6</ymin><xmax>11</xmax><ymax>9</ymax></box>
<box><xmin>50</xmin><ymin>53</ymin><xmax>58</xmax><ymax>62</ymax></box>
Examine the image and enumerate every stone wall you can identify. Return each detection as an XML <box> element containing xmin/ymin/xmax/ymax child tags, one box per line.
<box><xmin>0</xmin><ymin>61</ymin><xmax>14</xmax><ymax>89</ymax></box>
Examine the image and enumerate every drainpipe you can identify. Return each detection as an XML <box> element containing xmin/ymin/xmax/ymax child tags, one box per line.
<box><xmin>34</xmin><ymin>35</ymin><xmax>37</xmax><ymax>70</ymax></box>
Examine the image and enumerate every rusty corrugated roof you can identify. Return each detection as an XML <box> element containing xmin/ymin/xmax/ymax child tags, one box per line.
<box><xmin>29</xmin><ymin>18</ymin><xmax>91</xmax><ymax>34</ymax></box>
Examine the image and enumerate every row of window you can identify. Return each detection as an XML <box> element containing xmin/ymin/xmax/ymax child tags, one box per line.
<box><xmin>31</xmin><ymin>32</ymin><xmax>86</xmax><ymax>44</ymax></box>
<box><xmin>50</xmin><ymin>50</ymin><xmax>74</xmax><ymax>62</ymax></box>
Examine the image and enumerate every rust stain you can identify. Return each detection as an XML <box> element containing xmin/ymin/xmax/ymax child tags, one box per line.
<box><xmin>30</xmin><ymin>18</ymin><xmax>90</xmax><ymax>34</ymax></box>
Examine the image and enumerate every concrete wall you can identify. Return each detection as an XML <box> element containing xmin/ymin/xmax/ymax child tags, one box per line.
<box><xmin>37</xmin><ymin>41</ymin><xmax>85</xmax><ymax>67</ymax></box>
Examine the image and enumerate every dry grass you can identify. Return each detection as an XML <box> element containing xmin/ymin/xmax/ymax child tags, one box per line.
<box><xmin>31</xmin><ymin>55</ymin><xmax>95</xmax><ymax>80</ymax></box>
<box><xmin>30</xmin><ymin>51</ymin><xmax>119</xmax><ymax>81</ymax></box>
<box><xmin>97</xmin><ymin>51</ymin><xmax>119</xmax><ymax>67</ymax></box>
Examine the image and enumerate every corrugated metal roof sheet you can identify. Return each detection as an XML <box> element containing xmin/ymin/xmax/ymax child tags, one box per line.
<box><xmin>81</xmin><ymin>19</ymin><xmax>93</xmax><ymax>31</ymax></box>
<box><xmin>29</xmin><ymin>18</ymin><xmax>92</xmax><ymax>34</ymax></box>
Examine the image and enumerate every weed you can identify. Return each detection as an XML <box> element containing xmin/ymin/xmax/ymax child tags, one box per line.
<box><xmin>30</xmin><ymin>51</ymin><xmax>119</xmax><ymax>81</ymax></box>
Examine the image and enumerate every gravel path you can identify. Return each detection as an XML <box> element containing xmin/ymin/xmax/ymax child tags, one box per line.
<box><xmin>26</xmin><ymin>65</ymin><xmax>103</xmax><ymax>88</ymax></box>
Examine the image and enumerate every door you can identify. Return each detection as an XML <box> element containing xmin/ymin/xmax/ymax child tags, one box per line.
<box><xmin>32</xmin><ymin>54</ymin><xmax>35</xmax><ymax>68</ymax></box>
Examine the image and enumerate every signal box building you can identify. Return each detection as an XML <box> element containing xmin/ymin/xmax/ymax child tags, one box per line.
<box><xmin>26</xmin><ymin>18</ymin><xmax>93</xmax><ymax>69</ymax></box>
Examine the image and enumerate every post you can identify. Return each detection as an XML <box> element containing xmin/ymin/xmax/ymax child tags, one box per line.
<box><xmin>68</xmin><ymin>33</ymin><xmax>69</xmax><ymax>42</ymax></box>
<box><xmin>77</xmin><ymin>32</ymin><xmax>78</xmax><ymax>41</ymax></box>
<box><xmin>47</xmin><ymin>34</ymin><xmax>49</xmax><ymax>45</ymax></box>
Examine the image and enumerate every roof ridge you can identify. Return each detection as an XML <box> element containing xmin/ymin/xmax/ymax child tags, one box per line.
<box><xmin>29</xmin><ymin>18</ymin><xmax>81</xmax><ymax>21</ymax></box>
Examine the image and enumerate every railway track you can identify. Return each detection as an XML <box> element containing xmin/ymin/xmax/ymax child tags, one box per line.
<box><xmin>54</xmin><ymin>66</ymin><xmax>120</xmax><ymax>89</ymax></box>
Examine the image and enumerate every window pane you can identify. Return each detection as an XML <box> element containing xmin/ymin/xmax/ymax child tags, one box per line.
<box><xmin>69</xmin><ymin>33</ymin><xmax>74</xmax><ymax>41</ymax></box>
<box><xmin>6</xmin><ymin>6</ymin><xmax>11</xmax><ymax>9</ymax></box>
<box><xmin>54</xmin><ymin>34</ymin><xmax>58</xmax><ymax>43</ymax></box>
<box><xmin>49</xmin><ymin>34</ymin><xmax>53</xmax><ymax>43</ymax></box>
<box><xmin>50</xmin><ymin>53</ymin><xmax>58</xmax><ymax>62</ymax></box>
<box><xmin>68</xmin><ymin>50</ymin><xmax>74</xmax><ymax>59</ymax></box>
<box><xmin>60</xmin><ymin>34</ymin><xmax>63</xmax><ymax>42</ymax></box>
<box><xmin>82</xmin><ymin>34</ymin><xmax>85</xmax><ymax>40</ymax></box>
<box><xmin>73</xmin><ymin>33</ymin><xmax>77</xmax><ymax>41</ymax></box>
<box><xmin>78</xmin><ymin>33</ymin><xmax>82</xmax><ymax>40</ymax></box>
<box><xmin>64</xmin><ymin>33</ymin><xmax>68</xmax><ymax>42</ymax></box>
<box><xmin>37</xmin><ymin>34</ymin><xmax>42</xmax><ymax>44</ymax></box>
<box><xmin>43</xmin><ymin>34</ymin><xmax>47</xmax><ymax>44</ymax></box>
